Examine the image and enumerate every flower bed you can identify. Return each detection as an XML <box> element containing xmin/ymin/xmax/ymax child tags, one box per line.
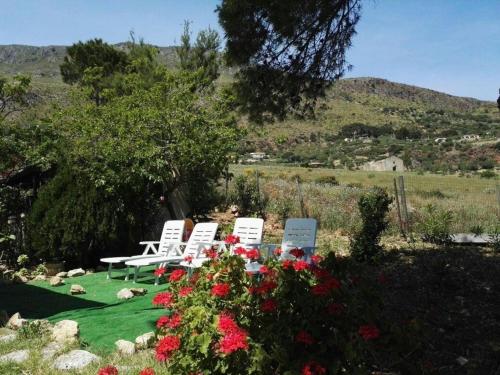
<box><xmin>141</xmin><ymin>247</ymin><xmax>419</xmax><ymax>374</ymax></box>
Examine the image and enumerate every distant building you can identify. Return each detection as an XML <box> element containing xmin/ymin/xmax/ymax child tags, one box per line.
<box><xmin>461</xmin><ymin>134</ymin><xmax>480</xmax><ymax>142</ymax></box>
<box><xmin>308</xmin><ymin>161</ymin><xmax>325</xmax><ymax>168</ymax></box>
<box><xmin>434</xmin><ymin>137</ymin><xmax>447</xmax><ymax>144</ymax></box>
<box><xmin>249</xmin><ymin>152</ymin><xmax>267</xmax><ymax>160</ymax></box>
<box><xmin>361</xmin><ymin>156</ymin><xmax>406</xmax><ymax>172</ymax></box>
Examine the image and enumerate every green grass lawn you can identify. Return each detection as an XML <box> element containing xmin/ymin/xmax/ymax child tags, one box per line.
<box><xmin>0</xmin><ymin>269</ymin><xmax>168</xmax><ymax>352</ymax></box>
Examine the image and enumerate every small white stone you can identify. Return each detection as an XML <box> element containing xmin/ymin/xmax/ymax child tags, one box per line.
<box><xmin>117</xmin><ymin>288</ymin><xmax>134</xmax><ymax>300</ymax></box>
<box><xmin>41</xmin><ymin>342</ymin><xmax>65</xmax><ymax>360</ymax></box>
<box><xmin>6</xmin><ymin>312</ymin><xmax>27</xmax><ymax>330</ymax></box>
<box><xmin>50</xmin><ymin>276</ymin><xmax>64</xmax><ymax>287</ymax></box>
<box><xmin>0</xmin><ymin>333</ymin><xmax>16</xmax><ymax>343</ymax></box>
<box><xmin>53</xmin><ymin>349</ymin><xmax>99</xmax><ymax>370</ymax></box>
<box><xmin>0</xmin><ymin>349</ymin><xmax>29</xmax><ymax>363</ymax></box>
<box><xmin>56</xmin><ymin>272</ymin><xmax>68</xmax><ymax>278</ymax></box>
<box><xmin>129</xmin><ymin>287</ymin><xmax>147</xmax><ymax>296</ymax></box>
<box><xmin>67</xmin><ymin>268</ymin><xmax>86</xmax><ymax>277</ymax></box>
<box><xmin>33</xmin><ymin>274</ymin><xmax>47</xmax><ymax>281</ymax></box>
<box><xmin>115</xmin><ymin>339</ymin><xmax>136</xmax><ymax>355</ymax></box>
<box><xmin>69</xmin><ymin>284</ymin><xmax>86</xmax><ymax>295</ymax></box>
<box><xmin>456</xmin><ymin>356</ymin><xmax>468</xmax><ymax>366</ymax></box>
<box><xmin>135</xmin><ymin>332</ymin><xmax>155</xmax><ymax>349</ymax></box>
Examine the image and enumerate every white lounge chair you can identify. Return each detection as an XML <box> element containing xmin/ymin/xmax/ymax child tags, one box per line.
<box><xmin>126</xmin><ymin>222</ymin><xmax>219</xmax><ymax>284</ymax></box>
<box><xmin>100</xmin><ymin>220</ymin><xmax>185</xmax><ymax>280</ymax></box>
<box><xmin>218</xmin><ymin>217</ymin><xmax>264</xmax><ymax>253</ymax></box>
<box><xmin>264</xmin><ymin>218</ymin><xmax>317</xmax><ymax>262</ymax></box>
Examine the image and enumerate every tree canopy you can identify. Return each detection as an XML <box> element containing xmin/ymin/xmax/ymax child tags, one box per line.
<box><xmin>0</xmin><ymin>74</ymin><xmax>31</xmax><ymax>122</ymax></box>
<box><xmin>217</xmin><ymin>0</ymin><xmax>361</xmax><ymax>121</ymax></box>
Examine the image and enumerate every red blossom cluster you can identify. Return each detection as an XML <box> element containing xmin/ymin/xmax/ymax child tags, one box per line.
<box><xmin>249</xmin><ymin>280</ymin><xmax>277</xmax><ymax>295</ymax></box>
<box><xmin>224</xmin><ymin>234</ymin><xmax>240</xmax><ymax>245</ymax></box>
<box><xmin>139</xmin><ymin>368</ymin><xmax>155</xmax><ymax>375</ymax></box>
<box><xmin>302</xmin><ymin>361</ymin><xmax>326</xmax><ymax>375</ymax></box>
<box><xmin>179</xmin><ymin>286</ymin><xmax>193</xmax><ymax>297</ymax></box>
<box><xmin>233</xmin><ymin>246</ymin><xmax>260</xmax><ymax>260</ymax></box>
<box><xmin>295</xmin><ymin>330</ymin><xmax>315</xmax><ymax>345</ymax></box>
<box><xmin>97</xmin><ymin>365</ymin><xmax>118</xmax><ymax>375</ymax></box>
<box><xmin>217</xmin><ymin>313</ymin><xmax>249</xmax><ymax>354</ymax></box>
<box><xmin>155</xmin><ymin>335</ymin><xmax>181</xmax><ymax>361</ymax></box>
<box><xmin>152</xmin><ymin>292</ymin><xmax>174</xmax><ymax>307</ymax></box>
<box><xmin>184</xmin><ymin>255</ymin><xmax>194</xmax><ymax>263</ymax></box>
<box><xmin>211</xmin><ymin>283</ymin><xmax>231</xmax><ymax>297</ymax></box>
<box><xmin>289</xmin><ymin>248</ymin><xmax>305</xmax><ymax>258</ymax></box>
<box><xmin>358</xmin><ymin>324</ymin><xmax>380</xmax><ymax>341</ymax></box>
<box><xmin>169</xmin><ymin>269</ymin><xmax>187</xmax><ymax>282</ymax></box>
<box><xmin>154</xmin><ymin>267</ymin><xmax>166</xmax><ymax>277</ymax></box>
<box><xmin>311</xmin><ymin>268</ymin><xmax>341</xmax><ymax>296</ymax></box>
<box><xmin>157</xmin><ymin>313</ymin><xmax>182</xmax><ymax>329</ymax></box>
<box><xmin>260</xmin><ymin>298</ymin><xmax>278</xmax><ymax>312</ymax></box>
<box><xmin>203</xmin><ymin>247</ymin><xmax>218</xmax><ymax>259</ymax></box>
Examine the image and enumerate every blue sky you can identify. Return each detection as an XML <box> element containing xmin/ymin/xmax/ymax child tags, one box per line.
<box><xmin>0</xmin><ymin>0</ymin><xmax>498</xmax><ymax>100</ymax></box>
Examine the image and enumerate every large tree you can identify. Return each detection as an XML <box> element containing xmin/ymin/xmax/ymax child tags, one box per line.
<box><xmin>60</xmin><ymin>38</ymin><xmax>129</xmax><ymax>105</ymax></box>
<box><xmin>217</xmin><ymin>0</ymin><xmax>361</xmax><ymax>121</ymax></box>
<box><xmin>0</xmin><ymin>74</ymin><xmax>31</xmax><ymax>122</ymax></box>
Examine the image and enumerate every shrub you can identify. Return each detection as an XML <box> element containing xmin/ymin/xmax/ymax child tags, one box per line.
<box><xmin>16</xmin><ymin>254</ymin><xmax>29</xmax><ymax>267</ymax></box>
<box><xmin>416</xmin><ymin>204</ymin><xmax>454</xmax><ymax>244</ymax></box>
<box><xmin>150</xmin><ymin>251</ymin><xmax>419</xmax><ymax>374</ymax></box>
<box><xmin>230</xmin><ymin>175</ymin><xmax>267</xmax><ymax>217</ymax></box>
<box><xmin>480</xmin><ymin>170</ymin><xmax>496</xmax><ymax>179</ymax></box>
<box><xmin>349</xmin><ymin>188</ymin><xmax>393</xmax><ymax>262</ymax></box>
<box><xmin>269</xmin><ymin>197</ymin><xmax>294</xmax><ymax>227</ymax></box>
<box><xmin>34</xmin><ymin>263</ymin><xmax>48</xmax><ymax>276</ymax></box>
<box><xmin>18</xmin><ymin>320</ymin><xmax>50</xmax><ymax>339</ymax></box>
<box><xmin>314</xmin><ymin>175</ymin><xmax>339</xmax><ymax>185</ymax></box>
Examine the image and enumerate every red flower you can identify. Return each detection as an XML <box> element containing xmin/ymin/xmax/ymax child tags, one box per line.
<box><xmin>310</xmin><ymin>283</ymin><xmax>331</xmax><ymax>296</ymax></box>
<box><xmin>234</xmin><ymin>247</ymin><xmax>247</xmax><ymax>256</ymax></box>
<box><xmin>157</xmin><ymin>313</ymin><xmax>182</xmax><ymax>329</ymax></box>
<box><xmin>259</xmin><ymin>265</ymin><xmax>269</xmax><ymax>274</ymax></box>
<box><xmin>211</xmin><ymin>283</ymin><xmax>230</xmax><ymax>297</ymax></box>
<box><xmin>311</xmin><ymin>255</ymin><xmax>323</xmax><ymax>264</ymax></box>
<box><xmin>324</xmin><ymin>276</ymin><xmax>341</xmax><ymax>290</ymax></box>
<box><xmin>295</xmin><ymin>330</ymin><xmax>315</xmax><ymax>345</ymax></box>
<box><xmin>260</xmin><ymin>298</ymin><xmax>278</xmax><ymax>312</ymax></box>
<box><xmin>273</xmin><ymin>247</ymin><xmax>282</xmax><ymax>256</ymax></box>
<box><xmin>302</xmin><ymin>361</ymin><xmax>326</xmax><ymax>375</ymax></box>
<box><xmin>169</xmin><ymin>269</ymin><xmax>187</xmax><ymax>282</ymax></box>
<box><xmin>257</xmin><ymin>280</ymin><xmax>278</xmax><ymax>294</ymax></box>
<box><xmin>184</xmin><ymin>255</ymin><xmax>193</xmax><ymax>263</ymax></box>
<box><xmin>245</xmin><ymin>248</ymin><xmax>260</xmax><ymax>260</ymax></box>
<box><xmin>203</xmin><ymin>247</ymin><xmax>218</xmax><ymax>259</ymax></box>
<box><xmin>154</xmin><ymin>267</ymin><xmax>166</xmax><ymax>277</ymax></box>
<box><xmin>358</xmin><ymin>324</ymin><xmax>380</xmax><ymax>341</ymax></box>
<box><xmin>156</xmin><ymin>316</ymin><xmax>170</xmax><ymax>329</ymax></box>
<box><xmin>139</xmin><ymin>368</ymin><xmax>155</xmax><ymax>375</ymax></box>
<box><xmin>98</xmin><ymin>366</ymin><xmax>118</xmax><ymax>375</ymax></box>
<box><xmin>218</xmin><ymin>313</ymin><xmax>239</xmax><ymax>334</ymax></box>
<box><xmin>219</xmin><ymin>329</ymin><xmax>249</xmax><ymax>354</ymax></box>
<box><xmin>225</xmin><ymin>234</ymin><xmax>240</xmax><ymax>245</ymax></box>
<box><xmin>155</xmin><ymin>335</ymin><xmax>181</xmax><ymax>361</ymax></box>
<box><xmin>293</xmin><ymin>260</ymin><xmax>309</xmax><ymax>271</ymax></box>
<box><xmin>206</xmin><ymin>273</ymin><xmax>214</xmax><ymax>281</ymax></box>
<box><xmin>281</xmin><ymin>259</ymin><xmax>294</xmax><ymax>269</ymax></box>
<box><xmin>152</xmin><ymin>292</ymin><xmax>174</xmax><ymax>307</ymax></box>
<box><xmin>179</xmin><ymin>286</ymin><xmax>193</xmax><ymax>297</ymax></box>
<box><xmin>312</xmin><ymin>268</ymin><xmax>330</xmax><ymax>280</ymax></box>
<box><xmin>290</xmin><ymin>248</ymin><xmax>305</xmax><ymax>259</ymax></box>
<box><xmin>326</xmin><ymin>303</ymin><xmax>345</xmax><ymax>315</ymax></box>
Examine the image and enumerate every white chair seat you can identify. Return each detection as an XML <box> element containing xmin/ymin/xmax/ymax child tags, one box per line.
<box><xmin>100</xmin><ymin>257</ymin><xmax>131</xmax><ymax>264</ymax></box>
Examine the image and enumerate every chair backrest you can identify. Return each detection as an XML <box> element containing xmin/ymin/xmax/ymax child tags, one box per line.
<box><xmin>158</xmin><ymin>220</ymin><xmax>185</xmax><ymax>255</ymax></box>
<box><xmin>233</xmin><ymin>218</ymin><xmax>264</xmax><ymax>246</ymax></box>
<box><xmin>282</xmin><ymin>218</ymin><xmax>317</xmax><ymax>249</ymax></box>
<box><xmin>182</xmin><ymin>222</ymin><xmax>219</xmax><ymax>258</ymax></box>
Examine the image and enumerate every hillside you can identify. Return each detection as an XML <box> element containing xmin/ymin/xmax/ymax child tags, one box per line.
<box><xmin>1</xmin><ymin>44</ymin><xmax>499</xmax><ymax>172</ymax></box>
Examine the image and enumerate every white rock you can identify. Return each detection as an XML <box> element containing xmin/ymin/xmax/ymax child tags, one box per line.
<box><xmin>117</xmin><ymin>288</ymin><xmax>134</xmax><ymax>300</ymax></box>
<box><xmin>13</xmin><ymin>274</ymin><xmax>28</xmax><ymax>283</ymax></box>
<box><xmin>33</xmin><ymin>274</ymin><xmax>47</xmax><ymax>281</ymax></box>
<box><xmin>0</xmin><ymin>349</ymin><xmax>29</xmax><ymax>363</ymax></box>
<box><xmin>41</xmin><ymin>341</ymin><xmax>64</xmax><ymax>360</ymax></box>
<box><xmin>69</xmin><ymin>284</ymin><xmax>86</xmax><ymax>295</ymax></box>
<box><xmin>52</xmin><ymin>320</ymin><xmax>79</xmax><ymax>343</ymax></box>
<box><xmin>115</xmin><ymin>339</ymin><xmax>136</xmax><ymax>355</ymax></box>
<box><xmin>6</xmin><ymin>312</ymin><xmax>27</xmax><ymax>330</ymax></box>
<box><xmin>130</xmin><ymin>287</ymin><xmax>147</xmax><ymax>296</ymax></box>
<box><xmin>135</xmin><ymin>332</ymin><xmax>155</xmax><ymax>349</ymax></box>
<box><xmin>53</xmin><ymin>349</ymin><xmax>100</xmax><ymax>370</ymax></box>
<box><xmin>50</xmin><ymin>276</ymin><xmax>64</xmax><ymax>287</ymax></box>
<box><xmin>0</xmin><ymin>333</ymin><xmax>16</xmax><ymax>343</ymax></box>
<box><xmin>56</xmin><ymin>272</ymin><xmax>68</xmax><ymax>278</ymax></box>
<box><xmin>67</xmin><ymin>268</ymin><xmax>85</xmax><ymax>277</ymax></box>
<box><xmin>456</xmin><ymin>356</ymin><xmax>469</xmax><ymax>366</ymax></box>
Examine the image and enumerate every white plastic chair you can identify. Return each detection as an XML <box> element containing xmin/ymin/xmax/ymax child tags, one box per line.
<box><xmin>264</xmin><ymin>218</ymin><xmax>317</xmax><ymax>262</ymax></box>
<box><xmin>126</xmin><ymin>222</ymin><xmax>219</xmax><ymax>284</ymax></box>
<box><xmin>218</xmin><ymin>218</ymin><xmax>264</xmax><ymax>252</ymax></box>
<box><xmin>100</xmin><ymin>220</ymin><xmax>185</xmax><ymax>280</ymax></box>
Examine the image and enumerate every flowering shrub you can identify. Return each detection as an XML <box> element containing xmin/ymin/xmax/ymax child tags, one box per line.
<box><xmin>97</xmin><ymin>366</ymin><xmax>118</xmax><ymax>375</ymax></box>
<box><xmin>150</xmin><ymin>251</ymin><xmax>419</xmax><ymax>374</ymax></box>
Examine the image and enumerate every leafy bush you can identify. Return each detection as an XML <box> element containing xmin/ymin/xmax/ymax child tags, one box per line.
<box><xmin>18</xmin><ymin>320</ymin><xmax>50</xmax><ymax>339</ymax></box>
<box><xmin>34</xmin><ymin>263</ymin><xmax>48</xmax><ymax>276</ymax></box>
<box><xmin>416</xmin><ymin>204</ymin><xmax>454</xmax><ymax>244</ymax></box>
<box><xmin>480</xmin><ymin>170</ymin><xmax>496</xmax><ymax>179</ymax></box>
<box><xmin>349</xmin><ymin>188</ymin><xmax>393</xmax><ymax>262</ymax></box>
<box><xmin>269</xmin><ymin>197</ymin><xmax>294</xmax><ymax>227</ymax></box>
<box><xmin>149</xmin><ymin>251</ymin><xmax>419</xmax><ymax>374</ymax></box>
<box><xmin>230</xmin><ymin>175</ymin><xmax>267</xmax><ymax>217</ymax></box>
<box><xmin>16</xmin><ymin>254</ymin><xmax>29</xmax><ymax>267</ymax></box>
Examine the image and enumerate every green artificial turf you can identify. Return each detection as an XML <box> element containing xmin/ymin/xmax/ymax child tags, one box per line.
<box><xmin>0</xmin><ymin>268</ymin><xmax>168</xmax><ymax>352</ymax></box>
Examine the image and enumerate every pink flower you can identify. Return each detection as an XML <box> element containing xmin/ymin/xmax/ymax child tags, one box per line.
<box><xmin>211</xmin><ymin>283</ymin><xmax>230</xmax><ymax>297</ymax></box>
<box><xmin>154</xmin><ymin>267</ymin><xmax>166</xmax><ymax>277</ymax></box>
<box><xmin>179</xmin><ymin>286</ymin><xmax>193</xmax><ymax>297</ymax></box>
<box><xmin>225</xmin><ymin>234</ymin><xmax>240</xmax><ymax>245</ymax></box>
<box><xmin>295</xmin><ymin>330</ymin><xmax>315</xmax><ymax>345</ymax></box>
<box><xmin>169</xmin><ymin>269</ymin><xmax>187</xmax><ymax>282</ymax></box>
<box><xmin>358</xmin><ymin>324</ymin><xmax>380</xmax><ymax>341</ymax></box>
<box><xmin>98</xmin><ymin>366</ymin><xmax>118</xmax><ymax>375</ymax></box>
<box><xmin>155</xmin><ymin>335</ymin><xmax>181</xmax><ymax>361</ymax></box>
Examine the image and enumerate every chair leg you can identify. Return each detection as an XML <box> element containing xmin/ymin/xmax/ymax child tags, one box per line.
<box><xmin>107</xmin><ymin>263</ymin><xmax>112</xmax><ymax>280</ymax></box>
<box><xmin>125</xmin><ymin>266</ymin><xmax>129</xmax><ymax>281</ymax></box>
<box><xmin>154</xmin><ymin>265</ymin><xmax>159</xmax><ymax>286</ymax></box>
<box><xmin>133</xmin><ymin>267</ymin><xmax>139</xmax><ymax>284</ymax></box>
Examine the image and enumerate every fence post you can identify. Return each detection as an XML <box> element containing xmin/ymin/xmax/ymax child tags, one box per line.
<box><xmin>296</xmin><ymin>177</ymin><xmax>307</xmax><ymax>218</ymax></box>
<box><xmin>393</xmin><ymin>177</ymin><xmax>405</xmax><ymax>237</ymax></box>
<box><xmin>398</xmin><ymin>176</ymin><xmax>410</xmax><ymax>233</ymax></box>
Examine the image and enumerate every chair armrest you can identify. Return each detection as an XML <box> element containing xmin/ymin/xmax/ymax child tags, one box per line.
<box><xmin>139</xmin><ymin>241</ymin><xmax>160</xmax><ymax>245</ymax></box>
